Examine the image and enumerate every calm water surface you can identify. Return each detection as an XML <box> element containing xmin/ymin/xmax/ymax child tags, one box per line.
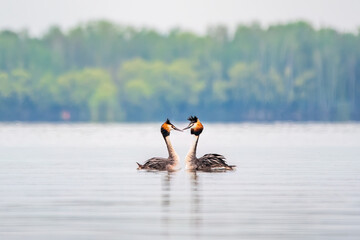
<box><xmin>0</xmin><ymin>123</ymin><xmax>359</xmax><ymax>239</ymax></box>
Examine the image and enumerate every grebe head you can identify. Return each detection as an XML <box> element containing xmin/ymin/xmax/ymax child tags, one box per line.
<box><xmin>183</xmin><ymin>115</ymin><xmax>203</xmax><ymax>136</ymax></box>
<box><xmin>161</xmin><ymin>119</ymin><xmax>182</xmax><ymax>137</ymax></box>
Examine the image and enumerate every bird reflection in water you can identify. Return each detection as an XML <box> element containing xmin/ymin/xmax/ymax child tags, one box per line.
<box><xmin>189</xmin><ymin>171</ymin><xmax>202</xmax><ymax>237</ymax></box>
<box><xmin>161</xmin><ymin>172</ymin><xmax>172</xmax><ymax>237</ymax></box>
<box><xmin>160</xmin><ymin>171</ymin><xmax>203</xmax><ymax>237</ymax></box>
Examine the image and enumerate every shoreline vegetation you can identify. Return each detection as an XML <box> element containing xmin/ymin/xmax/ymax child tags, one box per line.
<box><xmin>0</xmin><ymin>20</ymin><xmax>359</xmax><ymax>122</ymax></box>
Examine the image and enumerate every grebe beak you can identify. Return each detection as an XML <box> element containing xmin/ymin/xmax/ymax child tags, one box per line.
<box><xmin>182</xmin><ymin>123</ymin><xmax>193</xmax><ymax>130</ymax></box>
<box><xmin>172</xmin><ymin>125</ymin><xmax>183</xmax><ymax>132</ymax></box>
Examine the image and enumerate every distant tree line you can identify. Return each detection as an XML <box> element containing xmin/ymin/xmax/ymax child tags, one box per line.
<box><xmin>0</xmin><ymin>20</ymin><xmax>359</xmax><ymax>121</ymax></box>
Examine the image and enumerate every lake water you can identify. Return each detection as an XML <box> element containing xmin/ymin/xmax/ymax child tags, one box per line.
<box><xmin>0</xmin><ymin>123</ymin><xmax>359</xmax><ymax>240</ymax></box>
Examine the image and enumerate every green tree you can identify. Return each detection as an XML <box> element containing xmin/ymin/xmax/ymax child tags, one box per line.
<box><xmin>118</xmin><ymin>58</ymin><xmax>204</xmax><ymax>120</ymax></box>
<box><xmin>56</xmin><ymin>68</ymin><xmax>118</xmax><ymax>121</ymax></box>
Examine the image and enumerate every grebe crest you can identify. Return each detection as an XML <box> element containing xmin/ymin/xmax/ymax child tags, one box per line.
<box><xmin>183</xmin><ymin>115</ymin><xmax>203</xmax><ymax>136</ymax></box>
<box><xmin>161</xmin><ymin>118</ymin><xmax>182</xmax><ymax>137</ymax></box>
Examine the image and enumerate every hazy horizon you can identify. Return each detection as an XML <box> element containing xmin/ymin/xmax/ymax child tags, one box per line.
<box><xmin>1</xmin><ymin>0</ymin><xmax>360</xmax><ymax>36</ymax></box>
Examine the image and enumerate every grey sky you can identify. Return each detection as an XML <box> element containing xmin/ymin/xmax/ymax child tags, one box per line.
<box><xmin>1</xmin><ymin>0</ymin><xmax>359</xmax><ymax>35</ymax></box>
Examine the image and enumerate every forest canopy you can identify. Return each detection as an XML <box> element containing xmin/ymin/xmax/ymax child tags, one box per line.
<box><xmin>0</xmin><ymin>20</ymin><xmax>359</xmax><ymax>121</ymax></box>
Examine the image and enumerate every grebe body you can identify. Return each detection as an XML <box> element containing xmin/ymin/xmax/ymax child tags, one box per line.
<box><xmin>137</xmin><ymin>119</ymin><xmax>181</xmax><ymax>171</ymax></box>
<box><xmin>183</xmin><ymin>116</ymin><xmax>235</xmax><ymax>171</ymax></box>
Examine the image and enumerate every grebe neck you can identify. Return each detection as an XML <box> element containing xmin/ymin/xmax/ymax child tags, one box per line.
<box><xmin>185</xmin><ymin>135</ymin><xmax>199</xmax><ymax>169</ymax></box>
<box><xmin>164</xmin><ymin>135</ymin><xmax>179</xmax><ymax>162</ymax></box>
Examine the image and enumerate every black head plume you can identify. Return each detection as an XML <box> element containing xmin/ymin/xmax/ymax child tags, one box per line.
<box><xmin>161</xmin><ymin>118</ymin><xmax>182</xmax><ymax>136</ymax></box>
<box><xmin>187</xmin><ymin>116</ymin><xmax>198</xmax><ymax>123</ymax></box>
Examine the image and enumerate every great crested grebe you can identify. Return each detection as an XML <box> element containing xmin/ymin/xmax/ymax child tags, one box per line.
<box><xmin>137</xmin><ymin>119</ymin><xmax>182</xmax><ymax>171</ymax></box>
<box><xmin>183</xmin><ymin>116</ymin><xmax>235</xmax><ymax>171</ymax></box>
